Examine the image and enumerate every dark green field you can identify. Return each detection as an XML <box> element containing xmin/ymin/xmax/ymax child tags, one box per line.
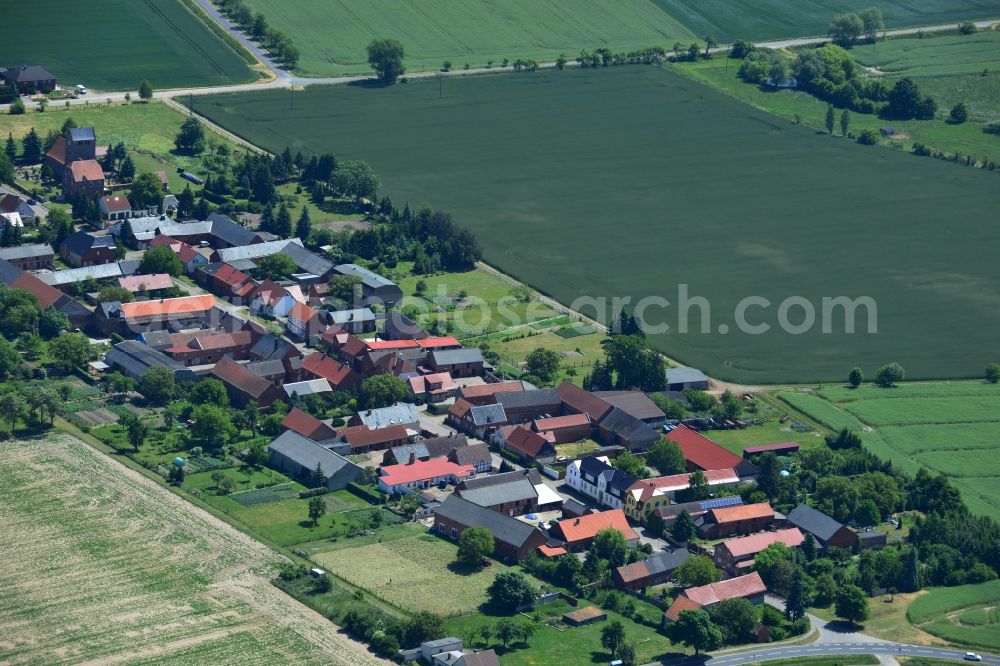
<box><xmin>193</xmin><ymin>67</ymin><xmax>1000</xmax><ymax>383</ymax></box>
<box><xmin>0</xmin><ymin>0</ymin><xmax>254</xmax><ymax>91</ymax></box>
<box><xmin>652</xmin><ymin>0</ymin><xmax>1000</xmax><ymax>42</ymax></box>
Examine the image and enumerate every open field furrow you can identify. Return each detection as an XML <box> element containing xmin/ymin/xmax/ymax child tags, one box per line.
<box><xmin>0</xmin><ymin>434</ymin><xmax>387</xmax><ymax>666</ymax></box>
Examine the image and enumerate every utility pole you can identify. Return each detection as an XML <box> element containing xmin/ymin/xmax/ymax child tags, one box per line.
<box><xmin>439</xmin><ymin>72</ymin><xmax>443</xmax><ymax>99</ymax></box>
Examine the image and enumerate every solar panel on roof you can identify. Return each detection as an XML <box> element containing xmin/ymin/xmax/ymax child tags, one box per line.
<box><xmin>699</xmin><ymin>496</ymin><xmax>743</xmax><ymax>510</ymax></box>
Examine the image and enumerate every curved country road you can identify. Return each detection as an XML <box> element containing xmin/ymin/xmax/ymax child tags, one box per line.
<box><xmin>691</xmin><ymin>643</ymin><xmax>999</xmax><ymax>665</ymax></box>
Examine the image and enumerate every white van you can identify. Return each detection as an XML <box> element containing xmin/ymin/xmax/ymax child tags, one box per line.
<box><xmin>75</xmin><ymin>84</ymin><xmax>87</xmax><ymax>94</ymax></box>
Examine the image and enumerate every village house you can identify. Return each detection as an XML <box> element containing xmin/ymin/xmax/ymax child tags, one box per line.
<box><xmin>161</xmin><ymin>329</ymin><xmax>254</xmax><ymax>367</ymax></box>
<box><xmin>281</xmin><ymin>407</ymin><xmax>338</xmax><ymax>443</ymax></box>
<box><xmin>0</xmin><ymin>194</ymin><xmax>37</xmax><ymax>224</ymax></box>
<box><xmin>696</xmin><ymin>502</ymin><xmax>775</xmax><ymax>539</ymax></box>
<box><xmin>550</xmin><ymin>509</ymin><xmax>640</xmax><ymax>551</ymax></box>
<box><xmin>1</xmin><ymin>260</ymin><xmax>90</xmax><ymax>329</ymax></box>
<box><xmin>99</xmin><ymin>195</ymin><xmax>132</xmax><ymax>222</ymax></box>
<box><xmin>408</xmin><ymin>371</ymin><xmax>458</xmax><ymax>403</ymax></box>
<box><xmin>666</xmin><ymin>425</ymin><xmax>760</xmax><ymax>477</ymax></box>
<box><xmin>655</xmin><ymin>496</ymin><xmax>745</xmax><ymax>529</ymax></box>
<box><xmin>497</xmin><ymin>388</ymin><xmax>561</xmax><ymax>424</ymax></box>
<box><xmin>382</xmin><ymin>311</ymin><xmax>428</xmax><ymax>340</ymax></box>
<box><xmin>349</xmin><ymin>403</ymin><xmax>420</xmax><ymax>431</ymax></box>
<box><xmin>286</xmin><ymin>302</ymin><xmax>316</xmax><ymax>341</ymax></box>
<box><xmin>432</xmin><ymin>495</ymin><xmax>550</xmax><ymax>563</ymax></box>
<box><xmin>104</xmin><ymin>340</ymin><xmax>196</xmax><ymax>382</ymax></box>
<box><xmin>448</xmin><ymin>399</ymin><xmax>508</xmax><ymax>439</ymax></box>
<box><xmin>332</xmin><ymin>424</ymin><xmax>409</xmax><ymax>454</ymax></box>
<box><xmin>2</xmin><ymin>65</ymin><xmax>57</xmax><ymax>93</ymax></box>
<box><xmin>210</xmin><ymin>356</ymin><xmax>282</xmax><ymax>407</ymax></box>
<box><xmin>665</xmin><ymin>572</ymin><xmax>767</xmax><ymax>622</ymax></box>
<box><xmin>565</xmin><ymin>455</ymin><xmax>637</xmax><ymax>510</ymax></box>
<box><xmin>623</xmin><ymin>468</ymin><xmax>741</xmax><ymax>521</ymax></box>
<box><xmin>428</xmin><ymin>348</ymin><xmax>485</xmax><ymax>378</ymax></box>
<box><xmin>117</xmin><ymin>273</ymin><xmax>173</xmax><ymax>295</ymax></box>
<box><xmin>382</xmin><ymin>434</ymin><xmax>470</xmax><ymax>466</ymax></box>
<box><xmin>377</xmin><ymin>457</ymin><xmax>476</xmax><ymax>495</ymax></box>
<box><xmin>60</xmin><ymin>231</ymin><xmax>117</xmax><ymax>267</ymax></box>
<box><xmin>459</xmin><ymin>380</ymin><xmax>527</xmax><ymax>406</ymax></box>
<box><xmin>448</xmin><ymin>443</ymin><xmax>493</xmax><ymax>475</ymax></box>
<box><xmin>94</xmin><ymin>294</ymin><xmax>216</xmax><ymax>336</ymax></box>
<box><xmin>786</xmin><ymin>503</ymin><xmax>859</xmax><ymax>550</ymax></box>
<box><xmin>148</xmin><ymin>235</ymin><xmax>208</xmax><ymax>274</ymax></box>
<box><xmin>714</xmin><ymin>528</ymin><xmax>805</xmax><ymax>575</ymax></box>
<box><xmin>268</xmin><ymin>430</ymin><xmax>363</xmax><ymax>490</ymax></box>
<box><xmin>197</xmin><ymin>262</ymin><xmax>256</xmax><ymax>303</ymax></box>
<box><xmin>246</xmin><ymin>359</ymin><xmax>287</xmax><ymax>388</ymax></box>
<box><xmin>455</xmin><ymin>470</ymin><xmax>539</xmax><ymax>516</ymax></box>
<box><xmin>301</xmin><ymin>352</ymin><xmax>360</xmax><ymax>392</ymax></box>
<box><xmin>249</xmin><ymin>280</ymin><xmax>298</xmax><ymax>318</ymax></box>
<box><xmin>331</xmin><ymin>263</ymin><xmax>403</xmax><ymax>307</ymax></box>
<box><xmin>614</xmin><ymin>548</ymin><xmax>690</xmax><ymax>592</ymax></box>
<box><xmin>324</xmin><ymin>307</ymin><xmax>376</xmax><ymax>335</ymax></box>
<box><xmin>0</xmin><ymin>243</ymin><xmax>53</xmax><ymax>270</ymax></box>
<box><xmin>496</xmin><ymin>424</ymin><xmax>555</xmax><ymax>464</ymax></box>
<box><xmin>531</xmin><ymin>413</ymin><xmax>592</xmax><ymax>443</ymax></box>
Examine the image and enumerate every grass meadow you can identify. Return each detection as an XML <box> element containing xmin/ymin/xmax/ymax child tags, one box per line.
<box><xmin>780</xmin><ymin>381</ymin><xmax>1000</xmax><ymax>516</ymax></box>
<box><xmin>650</xmin><ymin>0</ymin><xmax>1000</xmax><ymax>43</ymax></box>
<box><xmin>194</xmin><ymin>66</ymin><xmax>1000</xmax><ymax>384</ymax></box>
<box><xmin>0</xmin><ymin>0</ymin><xmax>254</xmax><ymax>91</ymax></box>
<box><xmin>850</xmin><ymin>30</ymin><xmax>1000</xmax><ymax>124</ymax></box>
<box><xmin>0</xmin><ymin>434</ymin><xmax>384</xmax><ymax>665</ymax></box>
<box><xmin>907</xmin><ymin>580</ymin><xmax>1000</xmax><ymax>651</ymax></box>
<box><xmin>239</xmin><ymin>0</ymin><xmax>694</xmax><ymax>76</ymax></box>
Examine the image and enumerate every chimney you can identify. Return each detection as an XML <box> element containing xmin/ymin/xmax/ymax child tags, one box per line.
<box><xmin>574</xmin><ymin>518</ymin><xmax>580</xmax><ymax>525</ymax></box>
<box><xmin>408</xmin><ymin>452</ymin><xmax>416</xmax><ymax>465</ymax></box>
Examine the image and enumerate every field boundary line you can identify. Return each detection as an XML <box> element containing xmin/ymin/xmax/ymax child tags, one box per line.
<box><xmin>162</xmin><ymin>97</ymin><xmax>268</xmax><ymax>155</ymax></box>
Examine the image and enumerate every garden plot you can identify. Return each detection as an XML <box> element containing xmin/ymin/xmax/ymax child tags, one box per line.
<box><xmin>0</xmin><ymin>434</ymin><xmax>387</xmax><ymax>665</ymax></box>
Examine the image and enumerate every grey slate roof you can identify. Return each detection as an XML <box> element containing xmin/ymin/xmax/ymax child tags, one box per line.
<box><xmin>787</xmin><ymin>503</ymin><xmax>847</xmax><ymax>543</ymax></box>
<box><xmin>327</xmin><ymin>307</ymin><xmax>375</xmax><ymax>325</ymax></box>
<box><xmin>594</xmin><ymin>391</ymin><xmax>666</xmax><ymax>421</ymax></box>
<box><xmin>451</xmin><ymin>443</ymin><xmax>491</xmax><ymax>468</ymax></box>
<box><xmin>3</xmin><ymin>65</ymin><xmax>56</xmax><ymax>82</ymax></box>
<box><xmin>283</xmin><ymin>242</ymin><xmax>334</xmax><ymax>276</ymax></box>
<box><xmin>0</xmin><ymin>243</ymin><xmax>53</xmax><ymax>261</ymax></box>
<box><xmin>390</xmin><ymin>435</ymin><xmax>468</xmax><ymax>463</ymax></box>
<box><xmin>68</xmin><ymin>127</ymin><xmax>96</xmax><ymax>143</ymax></box>
<box><xmin>579</xmin><ymin>455</ymin><xmax>613</xmax><ymax>479</ymax></box>
<box><xmin>434</xmin><ymin>495</ymin><xmax>544</xmax><ymax>549</ymax></box>
<box><xmin>250</xmin><ymin>333</ymin><xmax>297</xmax><ymax>361</ymax></box>
<box><xmin>105</xmin><ymin>340</ymin><xmax>188</xmax><ymax>379</ymax></box>
<box><xmin>206</xmin><ymin>212</ymin><xmax>258</xmax><ymax>246</ymax></box>
<box><xmin>496</xmin><ymin>388</ymin><xmax>560</xmax><ymax>410</ymax></box>
<box><xmin>599</xmin><ymin>407</ymin><xmax>660</xmax><ymax>445</ymax></box>
<box><xmin>37</xmin><ymin>262</ymin><xmax>124</xmax><ymax>285</ymax></box>
<box><xmin>458</xmin><ymin>476</ymin><xmax>537</xmax><ymax>508</ymax></box>
<box><xmin>470</xmin><ymin>403</ymin><xmax>507</xmax><ymax>427</ymax></box>
<box><xmin>215</xmin><ymin>238</ymin><xmax>303</xmax><ymax>263</ymax></box>
<box><xmin>431</xmin><ymin>348</ymin><xmax>484</xmax><ymax>366</ymax></box>
<box><xmin>357</xmin><ymin>402</ymin><xmax>420</xmax><ymax>429</ymax></box>
<box><xmin>334</xmin><ymin>263</ymin><xmax>396</xmax><ymax>290</ymax></box>
<box><xmin>0</xmin><ymin>259</ymin><xmax>22</xmax><ymax>282</ymax></box>
<box><xmin>246</xmin><ymin>359</ymin><xmax>286</xmax><ymax>378</ymax></box>
<box><xmin>61</xmin><ymin>231</ymin><xmax>114</xmax><ymax>257</ymax></box>
<box><xmin>666</xmin><ymin>367</ymin><xmax>709</xmax><ymax>384</ymax></box>
<box><xmin>268</xmin><ymin>430</ymin><xmax>359</xmax><ymax>479</ymax></box>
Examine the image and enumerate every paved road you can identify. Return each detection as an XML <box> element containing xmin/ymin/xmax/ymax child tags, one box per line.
<box><xmin>3</xmin><ymin>16</ymin><xmax>998</xmax><ymax>113</ymax></box>
<box><xmin>701</xmin><ymin>643</ymin><xmax>998</xmax><ymax>665</ymax></box>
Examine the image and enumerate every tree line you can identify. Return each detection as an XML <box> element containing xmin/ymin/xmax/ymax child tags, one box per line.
<box><xmin>215</xmin><ymin>0</ymin><xmax>300</xmax><ymax>67</ymax></box>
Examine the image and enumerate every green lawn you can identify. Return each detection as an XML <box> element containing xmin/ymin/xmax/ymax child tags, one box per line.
<box><xmin>649</xmin><ymin>0</ymin><xmax>1000</xmax><ymax>43</ymax></box>
<box><xmin>780</xmin><ymin>381</ymin><xmax>1000</xmax><ymax>516</ymax></box>
<box><xmin>193</xmin><ymin>66</ymin><xmax>1000</xmax><ymax>384</ymax></box>
<box><xmin>0</xmin><ymin>0</ymin><xmax>254</xmax><ymax>91</ymax></box>
<box><xmin>907</xmin><ymin>580</ymin><xmax>1000</xmax><ymax>651</ymax></box>
<box><xmin>239</xmin><ymin>0</ymin><xmax>694</xmax><ymax>76</ymax></box>
<box><xmin>701</xmin><ymin>417</ymin><xmax>826</xmax><ymax>454</ymax></box>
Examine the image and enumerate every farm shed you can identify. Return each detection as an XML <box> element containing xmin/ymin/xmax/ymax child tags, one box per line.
<box><xmin>267</xmin><ymin>430</ymin><xmax>362</xmax><ymax>490</ymax></box>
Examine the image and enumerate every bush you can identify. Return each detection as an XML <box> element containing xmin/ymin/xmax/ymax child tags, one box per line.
<box><xmin>299</xmin><ymin>486</ymin><xmax>331</xmax><ymax>499</ymax></box>
<box><xmin>857</xmin><ymin>129</ymin><xmax>878</xmax><ymax>145</ymax></box>
<box><xmin>984</xmin><ymin>122</ymin><xmax>1000</xmax><ymax>135</ymax></box>
<box><xmin>949</xmin><ymin>102</ymin><xmax>968</xmax><ymax>124</ymax></box>
<box><xmin>912</xmin><ymin>142</ymin><xmax>931</xmax><ymax>156</ymax></box>
<box><xmin>346</xmin><ymin>482</ymin><xmax>383</xmax><ymax>504</ymax></box>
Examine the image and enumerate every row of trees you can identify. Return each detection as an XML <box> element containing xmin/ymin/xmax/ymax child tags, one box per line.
<box><xmin>216</xmin><ymin>0</ymin><xmax>300</xmax><ymax>66</ymax></box>
<box><xmin>828</xmin><ymin>7</ymin><xmax>885</xmax><ymax>47</ymax></box>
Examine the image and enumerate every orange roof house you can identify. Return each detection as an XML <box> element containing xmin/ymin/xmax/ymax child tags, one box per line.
<box><xmin>665</xmin><ymin>572</ymin><xmax>767</xmax><ymax>622</ymax></box>
<box><xmin>118</xmin><ymin>273</ymin><xmax>173</xmax><ymax>292</ymax></box>
<box><xmin>550</xmin><ymin>509</ymin><xmax>639</xmax><ymax>550</ymax></box>
<box><xmin>499</xmin><ymin>424</ymin><xmax>555</xmax><ymax>462</ymax></box>
<box><xmin>378</xmin><ymin>457</ymin><xmax>476</xmax><ymax>493</ymax></box>
<box><xmin>667</xmin><ymin>425</ymin><xmax>759</xmax><ymax>477</ymax></box>
<box><xmin>301</xmin><ymin>352</ymin><xmax>360</xmax><ymax>390</ymax></box>
<box><xmin>696</xmin><ymin>502</ymin><xmax>775</xmax><ymax>539</ymax></box>
<box><xmin>715</xmin><ymin>528</ymin><xmax>804</xmax><ymax>574</ymax></box>
<box><xmin>281</xmin><ymin>407</ymin><xmax>338</xmax><ymax>441</ymax></box>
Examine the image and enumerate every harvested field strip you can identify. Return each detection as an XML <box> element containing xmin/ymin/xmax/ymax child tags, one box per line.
<box><xmin>777</xmin><ymin>392</ymin><xmax>865</xmax><ymax>431</ymax></box>
<box><xmin>0</xmin><ymin>434</ymin><xmax>387</xmax><ymax>665</ymax></box>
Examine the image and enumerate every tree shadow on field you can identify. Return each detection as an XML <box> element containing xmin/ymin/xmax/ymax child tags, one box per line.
<box><xmin>347</xmin><ymin>78</ymin><xmax>393</xmax><ymax>89</ymax></box>
<box><xmin>447</xmin><ymin>561</ymin><xmax>486</xmax><ymax>576</ymax></box>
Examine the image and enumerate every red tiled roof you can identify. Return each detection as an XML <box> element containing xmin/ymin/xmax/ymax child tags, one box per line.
<box><xmin>166</xmin><ymin>330</ymin><xmax>252</xmax><ymax>354</ymax></box>
<box><xmin>69</xmin><ymin>159</ymin><xmax>104</xmax><ymax>182</ymax></box>
<box><xmin>118</xmin><ymin>295</ymin><xmax>214</xmax><ymax>319</ymax></box>
<box><xmin>45</xmin><ymin>136</ymin><xmax>66</xmax><ymax>166</ymax></box>
<box><xmin>366</xmin><ymin>339</ymin><xmax>419</xmax><ymax>351</ymax></box>
<box><xmin>416</xmin><ymin>336</ymin><xmax>460</xmax><ymax>349</ymax></box>
<box><xmin>629</xmin><ymin>468</ymin><xmax>739</xmax><ymax>501</ymax></box>
<box><xmin>101</xmin><ymin>195</ymin><xmax>131</xmax><ymax>213</ymax></box>
<box><xmin>557</xmin><ymin>380</ymin><xmax>613</xmax><ymax>422</ymax></box>
<box><xmin>340</xmin><ymin>334</ymin><xmax>368</xmax><ymax>357</ymax></box>
<box><xmin>212</xmin><ymin>262</ymin><xmax>252</xmax><ymax>288</ymax></box>
<box><xmin>409</xmin><ymin>372</ymin><xmax>457</xmax><ymax>395</ymax></box>
<box><xmin>11</xmin><ymin>272</ymin><xmax>63</xmax><ymax>308</ymax></box>
<box><xmin>708</xmin><ymin>502</ymin><xmax>774</xmax><ymax>526</ymax></box>
<box><xmin>210</xmin><ymin>356</ymin><xmax>273</xmax><ymax>399</ymax></box>
<box><xmin>538</xmin><ymin>544</ymin><xmax>568</xmax><ymax>558</ymax></box>
<box><xmin>302</xmin><ymin>353</ymin><xmax>357</xmax><ymax>387</ymax></box>
<box><xmin>337</xmin><ymin>424</ymin><xmax>408</xmax><ymax>449</ymax></box>
<box><xmin>664</xmin><ymin>594</ymin><xmax>703</xmax><ymax>622</ymax></box>
<box><xmin>118</xmin><ymin>273</ymin><xmax>172</xmax><ymax>292</ymax></box>
<box><xmin>682</xmin><ymin>572</ymin><xmax>767</xmax><ymax>608</ymax></box>
<box><xmin>667</xmin><ymin>425</ymin><xmax>745</xmax><ymax>471</ymax></box>
<box><xmin>720</xmin><ymin>528</ymin><xmax>804</xmax><ymax>559</ymax></box>
<box><xmin>553</xmin><ymin>509</ymin><xmax>638</xmax><ymax>545</ymax></box>
<box><xmin>533</xmin><ymin>413</ymin><xmax>590</xmax><ymax>431</ymax></box>
<box><xmin>379</xmin><ymin>457</ymin><xmax>475</xmax><ymax>487</ymax></box>
<box><xmin>504</xmin><ymin>425</ymin><xmax>552</xmax><ymax>459</ymax></box>
<box><xmin>148</xmin><ymin>235</ymin><xmax>180</xmax><ymax>250</ymax></box>
<box><xmin>282</xmin><ymin>407</ymin><xmax>337</xmax><ymax>441</ymax></box>
<box><xmin>448</xmin><ymin>398</ymin><xmax>474</xmax><ymax>419</ymax></box>
<box><xmin>288</xmin><ymin>301</ymin><xmax>315</xmax><ymax>324</ymax></box>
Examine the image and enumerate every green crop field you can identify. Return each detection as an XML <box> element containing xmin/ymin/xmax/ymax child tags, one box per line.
<box><xmin>908</xmin><ymin>580</ymin><xmax>1000</xmax><ymax>650</ymax></box>
<box><xmin>0</xmin><ymin>434</ymin><xmax>385</xmax><ymax>665</ymax></box>
<box><xmin>650</xmin><ymin>0</ymin><xmax>1000</xmax><ymax>43</ymax></box>
<box><xmin>239</xmin><ymin>0</ymin><xmax>694</xmax><ymax>76</ymax></box>
<box><xmin>0</xmin><ymin>0</ymin><xmax>254</xmax><ymax>91</ymax></box>
<box><xmin>851</xmin><ymin>31</ymin><xmax>1000</xmax><ymax>124</ymax></box>
<box><xmin>193</xmin><ymin>67</ymin><xmax>1000</xmax><ymax>384</ymax></box>
<box><xmin>782</xmin><ymin>381</ymin><xmax>1000</xmax><ymax>516</ymax></box>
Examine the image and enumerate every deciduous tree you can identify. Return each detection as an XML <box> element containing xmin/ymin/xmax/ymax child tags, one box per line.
<box><xmin>675</xmin><ymin>554</ymin><xmax>720</xmax><ymax>587</ymax></box>
<box><xmin>457</xmin><ymin>526</ymin><xmax>494</xmax><ymax>567</ymax></box>
<box><xmin>366</xmin><ymin>38</ymin><xmax>406</xmax><ymax>83</ymax></box>
<box><xmin>669</xmin><ymin>609</ymin><xmax>723</xmax><ymax>654</ymax></box>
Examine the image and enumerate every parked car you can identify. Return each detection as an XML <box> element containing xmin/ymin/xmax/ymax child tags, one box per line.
<box><xmin>964</xmin><ymin>653</ymin><xmax>982</xmax><ymax>662</ymax></box>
